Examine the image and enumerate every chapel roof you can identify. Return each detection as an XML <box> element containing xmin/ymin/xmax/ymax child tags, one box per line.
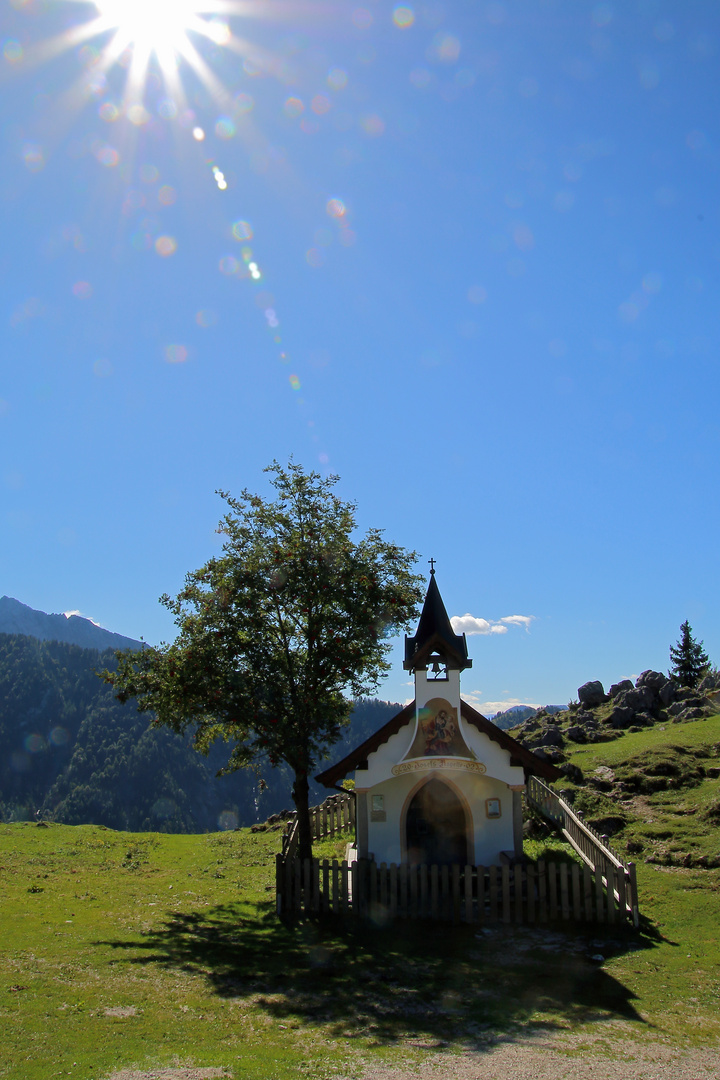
<box><xmin>403</xmin><ymin>569</ymin><xmax>471</xmax><ymax>671</ymax></box>
<box><xmin>315</xmin><ymin>698</ymin><xmax>562</xmax><ymax>788</ymax></box>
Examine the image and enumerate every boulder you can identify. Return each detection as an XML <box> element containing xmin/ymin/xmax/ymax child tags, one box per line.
<box><xmin>636</xmin><ymin>670</ymin><xmax>669</xmax><ymax>692</ymax></box>
<box><xmin>578</xmin><ymin>680</ymin><xmax>608</xmax><ymax>707</ymax></box>
<box><xmin>698</xmin><ymin>671</ymin><xmax>720</xmax><ymax>692</ymax></box>
<box><xmin>615</xmin><ymin>685</ymin><xmax>656</xmax><ymax>712</ymax></box>
<box><xmin>609</xmin><ymin>705</ymin><xmax>635</xmax><ymax>730</ymax></box>
<box><xmin>539</xmin><ymin>724</ymin><xmax>565</xmax><ymax>748</ymax></box>
<box><xmin>559</xmin><ymin>762</ymin><xmax>584</xmax><ymax>784</ymax></box>
<box><xmin>566</xmin><ymin>725</ymin><xmax>588</xmax><ymax>744</ymax></box>
<box><xmin>609</xmin><ymin>679</ymin><xmax>634</xmax><ymax>698</ymax></box>
<box><xmin>659</xmin><ymin>682</ymin><xmax>676</xmax><ymax>707</ymax></box>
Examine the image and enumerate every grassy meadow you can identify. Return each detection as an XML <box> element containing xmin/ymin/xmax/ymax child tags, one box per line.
<box><xmin>1</xmin><ymin>716</ymin><xmax>719</xmax><ymax>1079</ymax></box>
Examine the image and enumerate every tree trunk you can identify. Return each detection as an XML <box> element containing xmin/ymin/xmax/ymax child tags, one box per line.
<box><xmin>292</xmin><ymin>769</ymin><xmax>313</xmax><ymax>862</ymax></box>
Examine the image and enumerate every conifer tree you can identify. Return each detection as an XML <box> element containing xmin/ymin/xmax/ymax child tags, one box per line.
<box><xmin>669</xmin><ymin>621</ymin><xmax>710</xmax><ymax>687</ymax></box>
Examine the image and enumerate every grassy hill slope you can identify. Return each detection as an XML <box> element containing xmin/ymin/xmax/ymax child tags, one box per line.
<box><xmin>1</xmin><ymin>718</ymin><xmax>719</xmax><ymax>1079</ymax></box>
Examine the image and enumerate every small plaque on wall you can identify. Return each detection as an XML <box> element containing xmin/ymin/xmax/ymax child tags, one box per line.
<box><xmin>371</xmin><ymin>794</ymin><xmax>386</xmax><ymax>822</ymax></box>
<box><xmin>485</xmin><ymin>798</ymin><xmax>501</xmax><ymax>819</ymax></box>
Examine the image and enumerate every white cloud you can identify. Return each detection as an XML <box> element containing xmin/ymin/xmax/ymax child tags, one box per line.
<box><xmin>499</xmin><ymin>615</ymin><xmax>535</xmax><ymax>632</ymax></box>
<box><xmin>462</xmin><ymin>692</ymin><xmax>541</xmax><ymax>716</ymax></box>
<box><xmin>64</xmin><ymin>609</ymin><xmax>101</xmax><ymax>627</ymax></box>
<box><xmin>451</xmin><ymin>612</ymin><xmax>535</xmax><ymax>636</ymax></box>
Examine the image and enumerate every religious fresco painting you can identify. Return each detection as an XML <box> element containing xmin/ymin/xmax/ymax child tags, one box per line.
<box><xmin>405</xmin><ymin>697</ymin><xmax>475</xmax><ymax>760</ymax></box>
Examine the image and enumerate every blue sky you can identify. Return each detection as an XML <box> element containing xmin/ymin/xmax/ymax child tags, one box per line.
<box><xmin>1</xmin><ymin>0</ymin><xmax>719</xmax><ymax>714</ymax></box>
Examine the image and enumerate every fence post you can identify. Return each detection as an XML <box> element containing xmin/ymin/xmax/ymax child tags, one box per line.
<box><xmin>390</xmin><ymin>863</ymin><xmax>398</xmax><ymax>919</ymax></box>
<box><xmin>276</xmin><ymin>853</ymin><xmax>283</xmax><ymax>915</ymax></box>
<box><xmin>560</xmin><ymin>863</ymin><xmax>570</xmax><ymax>920</ymax></box>
<box><xmin>526</xmin><ymin>863</ymin><xmax>536</xmax><ymax>923</ymax></box>
<box><xmin>548</xmin><ymin>862</ymin><xmax>558</xmax><ymax>921</ymax></box>
<box><xmin>501</xmin><ymin>864</ymin><xmax>511</xmax><ymax>923</ymax></box>
<box><xmin>628</xmin><ymin>862</ymin><xmax>639</xmax><ymax>928</ymax></box>
<box><xmin>537</xmin><ymin>861</ymin><xmax>547</xmax><ymax>923</ymax></box>
<box><xmin>452</xmin><ymin>864</ymin><xmax>461</xmax><ymax>925</ymax></box>
<box><xmin>514</xmin><ymin>863</ymin><xmax>524</xmax><ymax>923</ymax></box>
<box><xmin>488</xmin><ymin>866</ymin><xmax>498</xmax><ymax>921</ymax></box>
<box><xmin>464</xmin><ymin>865</ymin><xmax>473</xmax><ymax>924</ymax></box>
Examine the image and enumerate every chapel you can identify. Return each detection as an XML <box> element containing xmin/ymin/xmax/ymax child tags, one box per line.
<box><xmin>316</xmin><ymin>569</ymin><xmax>561</xmax><ymax>867</ymax></box>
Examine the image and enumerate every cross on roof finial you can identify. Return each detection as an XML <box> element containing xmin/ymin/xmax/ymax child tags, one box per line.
<box><xmin>429</xmin><ymin>557</ymin><xmax>436</xmax><ymax>575</ymax></box>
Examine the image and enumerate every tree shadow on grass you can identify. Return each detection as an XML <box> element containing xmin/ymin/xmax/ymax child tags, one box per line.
<box><xmin>94</xmin><ymin>898</ymin><xmax>660</xmax><ymax>1049</ymax></box>
<box><xmin>96</xmin><ymin>902</ymin><xmax>660</xmax><ymax>1049</ymax></box>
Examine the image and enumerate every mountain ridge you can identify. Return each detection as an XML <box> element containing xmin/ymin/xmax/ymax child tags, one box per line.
<box><xmin>0</xmin><ymin>596</ymin><xmax>141</xmax><ymax>653</ymax></box>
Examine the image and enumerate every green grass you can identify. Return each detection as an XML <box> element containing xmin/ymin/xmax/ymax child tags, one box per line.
<box><xmin>2</xmin><ymin>718</ymin><xmax>720</xmax><ymax>1079</ymax></box>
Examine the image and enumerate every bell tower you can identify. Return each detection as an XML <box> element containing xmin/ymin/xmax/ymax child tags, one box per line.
<box><xmin>403</xmin><ymin>563</ymin><xmax>472</xmax><ymax>750</ymax></box>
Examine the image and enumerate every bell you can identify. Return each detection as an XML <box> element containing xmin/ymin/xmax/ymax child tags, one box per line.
<box><xmin>430</xmin><ymin>659</ymin><xmax>442</xmax><ymax>675</ymax></box>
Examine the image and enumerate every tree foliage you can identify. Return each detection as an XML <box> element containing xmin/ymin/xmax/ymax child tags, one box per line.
<box><xmin>103</xmin><ymin>462</ymin><xmax>423</xmax><ymax>858</ymax></box>
<box><xmin>669</xmin><ymin>620</ymin><xmax>710</xmax><ymax>687</ymax></box>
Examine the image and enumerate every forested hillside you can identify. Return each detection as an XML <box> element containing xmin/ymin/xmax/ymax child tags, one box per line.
<box><xmin>0</xmin><ymin>633</ymin><xmax>401</xmax><ymax>832</ymax></box>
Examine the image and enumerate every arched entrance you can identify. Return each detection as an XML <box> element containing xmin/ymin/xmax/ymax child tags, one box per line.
<box><xmin>405</xmin><ymin>778</ymin><xmax>468</xmax><ymax>866</ymax></box>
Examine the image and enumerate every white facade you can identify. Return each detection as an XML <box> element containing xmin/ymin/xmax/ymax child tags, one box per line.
<box><xmin>354</xmin><ymin>667</ymin><xmax>526</xmax><ymax>867</ymax></box>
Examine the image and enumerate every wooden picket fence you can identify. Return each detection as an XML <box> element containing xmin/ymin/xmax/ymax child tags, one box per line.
<box><xmin>525</xmin><ymin>775</ymin><xmax>639</xmax><ymax>926</ymax></box>
<box><xmin>281</xmin><ymin>790</ymin><xmax>355</xmax><ymax>863</ymax></box>
<box><xmin>276</xmin><ymin>855</ymin><xmax>638</xmax><ymax>925</ymax></box>
<box><xmin>275</xmin><ymin>784</ymin><xmax>639</xmax><ymax>927</ymax></box>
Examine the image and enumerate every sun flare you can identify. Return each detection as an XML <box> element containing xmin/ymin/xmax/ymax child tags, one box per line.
<box><xmin>94</xmin><ymin>0</ymin><xmax>199</xmax><ymax>52</ymax></box>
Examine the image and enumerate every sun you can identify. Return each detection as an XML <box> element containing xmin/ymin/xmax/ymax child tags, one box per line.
<box><xmin>94</xmin><ymin>0</ymin><xmax>199</xmax><ymax>52</ymax></box>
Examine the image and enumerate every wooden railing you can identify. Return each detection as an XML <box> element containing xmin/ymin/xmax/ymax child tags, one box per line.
<box><xmin>276</xmin><ymin>855</ymin><xmax>636</xmax><ymax>925</ymax></box>
<box><xmin>281</xmin><ymin>790</ymin><xmax>356</xmax><ymax>863</ymax></box>
<box><xmin>526</xmin><ymin>775</ymin><xmax>639</xmax><ymax>926</ymax></box>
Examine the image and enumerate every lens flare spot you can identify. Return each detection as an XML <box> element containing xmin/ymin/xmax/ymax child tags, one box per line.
<box><xmin>312</xmin><ymin>94</ymin><xmax>332</xmax><ymax>115</ymax></box>
<box><xmin>158</xmin><ymin>185</ymin><xmax>176</xmax><ymax>206</ymax></box>
<box><xmin>93</xmin><ymin>358</ymin><xmax>113</xmax><ymax>377</ymax></box>
<box><xmin>155</xmin><ymin>235</ymin><xmax>177</xmax><ymax>257</ymax></box>
<box><xmin>49</xmin><ymin>726</ymin><xmax>70</xmax><ymax>746</ymax></box>
<box><xmin>215</xmin><ymin>116</ymin><xmax>236</xmax><ymax>139</ymax></box>
<box><xmin>99</xmin><ymin>101</ymin><xmax>120</xmax><ymax>122</ymax></box>
<box><xmin>513</xmin><ymin>224</ymin><xmax>535</xmax><ymax>251</ymax></box>
<box><xmin>642</xmin><ymin>272</ymin><xmax>662</xmax><ymax>294</ymax></box>
<box><xmin>393</xmin><ymin>6</ymin><xmax>415</xmax><ymax>28</ymax></box>
<box><xmin>284</xmin><ymin>96</ymin><xmax>304</xmax><ymax>118</ymax></box>
<box><xmin>338</xmin><ymin>229</ymin><xmax>356</xmax><ymax>247</ymax></box>
<box><xmin>22</xmin><ymin>143</ymin><xmax>45</xmax><ymax>172</ymax></box>
<box><xmin>326</xmin><ymin>197</ymin><xmax>346</xmax><ymax>219</ymax></box>
<box><xmin>196</xmin><ymin>309</ymin><xmax>218</xmax><ymax>328</ymax></box>
<box><xmin>127</xmin><ymin>103</ymin><xmax>150</xmax><ymax>126</ymax></box>
<box><xmin>289</xmin><ymin>374</ymin><xmax>301</xmax><ymax>390</ymax></box>
<box><xmin>360</xmin><ymin>114</ymin><xmax>385</xmax><ymax>137</ymax></box>
<box><xmin>306</xmin><ymin>248</ymin><xmax>324</xmax><ymax>268</ymax></box>
<box><xmin>24</xmin><ymin>733</ymin><xmax>47</xmax><ymax>754</ymax></box>
<box><xmin>140</xmin><ymin>163</ymin><xmax>159</xmax><ymax>183</ymax></box>
<box><xmin>468</xmin><ymin>285</ymin><xmax>487</xmax><ymax>304</ymax></box>
<box><xmin>232</xmin><ymin>220</ymin><xmax>253</xmax><ymax>241</ymax></box>
<box><xmin>165</xmin><ymin>344</ymin><xmax>188</xmax><ymax>363</ymax></box>
<box><xmin>208</xmin><ymin>18</ymin><xmax>231</xmax><ymax>45</ymax></box>
<box><xmin>430</xmin><ymin>33</ymin><xmax>461</xmax><ymax>63</ymax></box>
<box><xmin>327</xmin><ymin>68</ymin><xmax>348</xmax><ymax>91</ymax></box>
<box><xmin>158</xmin><ymin>98</ymin><xmax>178</xmax><ymax>119</ymax></box>
<box><xmin>131</xmin><ymin>230</ymin><xmax>153</xmax><ymax>251</ymax></box>
<box><xmin>248</xmin><ymin>262</ymin><xmax>262</xmax><ymax>280</ymax></box>
<box><xmin>72</xmin><ymin>280</ymin><xmax>93</xmax><ymax>299</ymax></box>
<box><xmin>217</xmin><ymin>809</ymin><xmax>239</xmax><ymax>830</ymax></box>
<box><xmin>352</xmin><ymin>8</ymin><xmax>373</xmax><ymax>29</ymax></box>
<box><xmin>193</xmin><ymin>126</ymin><xmax>206</xmax><ymax>141</ymax></box>
<box><xmin>219</xmin><ymin>255</ymin><xmax>240</xmax><ymax>275</ymax></box>
<box><xmin>234</xmin><ymin>92</ymin><xmax>254</xmax><ymax>113</ymax></box>
<box><xmin>96</xmin><ymin>145</ymin><xmax>120</xmax><ymax>167</ymax></box>
<box><xmin>265</xmin><ymin>308</ymin><xmax>279</xmax><ymax>328</ymax></box>
<box><xmin>3</xmin><ymin>39</ymin><xmax>24</xmax><ymax>64</ymax></box>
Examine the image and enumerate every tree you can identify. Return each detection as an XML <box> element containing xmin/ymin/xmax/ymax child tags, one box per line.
<box><xmin>669</xmin><ymin>620</ymin><xmax>710</xmax><ymax>687</ymax></box>
<box><xmin>101</xmin><ymin>462</ymin><xmax>424</xmax><ymax>860</ymax></box>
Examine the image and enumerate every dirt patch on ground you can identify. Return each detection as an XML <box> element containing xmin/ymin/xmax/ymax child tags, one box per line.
<box><xmin>350</xmin><ymin>1036</ymin><xmax>720</xmax><ymax>1080</ymax></box>
<box><xmin>107</xmin><ymin>1070</ymin><xmax>229</xmax><ymax>1080</ymax></box>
